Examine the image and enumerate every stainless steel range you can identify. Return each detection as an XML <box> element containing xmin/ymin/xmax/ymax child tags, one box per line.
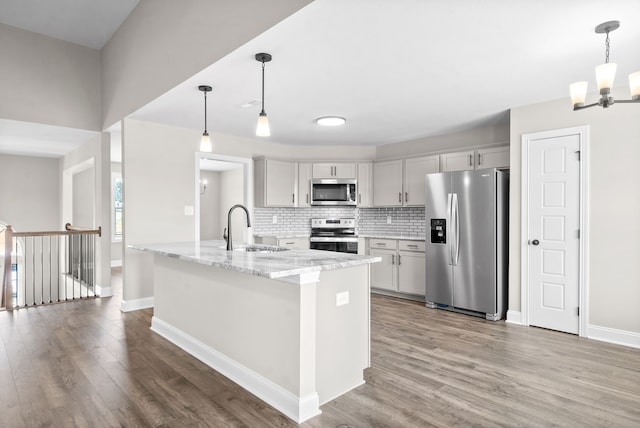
<box><xmin>309</xmin><ymin>218</ymin><xmax>358</xmax><ymax>254</ymax></box>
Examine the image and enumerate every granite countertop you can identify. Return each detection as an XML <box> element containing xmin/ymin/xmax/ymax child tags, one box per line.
<box><xmin>129</xmin><ymin>240</ymin><xmax>381</xmax><ymax>280</ymax></box>
<box><xmin>359</xmin><ymin>234</ymin><xmax>425</xmax><ymax>241</ymax></box>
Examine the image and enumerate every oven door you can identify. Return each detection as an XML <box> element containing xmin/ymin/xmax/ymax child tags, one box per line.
<box><xmin>310</xmin><ymin>240</ymin><xmax>358</xmax><ymax>254</ymax></box>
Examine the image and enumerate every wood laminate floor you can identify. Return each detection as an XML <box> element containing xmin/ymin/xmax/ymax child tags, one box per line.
<box><xmin>1</xmin><ymin>269</ymin><xmax>639</xmax><ymax>427</ymax></box>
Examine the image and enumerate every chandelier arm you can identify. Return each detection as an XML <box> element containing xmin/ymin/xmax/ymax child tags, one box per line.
<box><xmin>573</xmin><ymin>102</ymin><xmax>600</xmax><ymax>111</ymax></box>
<box><xmin>615</xmin><ymin>99</ymin><xmax>640</xmax><ymax>104</ymax></box>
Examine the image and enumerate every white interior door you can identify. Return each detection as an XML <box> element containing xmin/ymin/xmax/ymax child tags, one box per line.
<box><xmin>526</xmin><ymin>131</ymin><xmax>581</xmax><ymax>334</ymax></box>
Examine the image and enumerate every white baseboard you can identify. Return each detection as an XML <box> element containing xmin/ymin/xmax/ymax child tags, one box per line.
<box><xmin>120</xmin><ymin>297</ymin><xmax>154</xmax><ymax>312</ymax></box>
<box><xmin>111</xmin><ymin>260</ymin><xmax>122</xmax><ymax>267</ymax></box>
<box><xmin>151</xmin><ymin>316</ymin><xmax>321</xmax><ymax>423</ymax></box>
<box><xmin>587</xmin><ymin>324</ymin><xmax>640</xmax><ymax>349</ymax></box>
<box><xmin>506</xmin><ymin>310</ymin><xmax>522</xmax><ymax>325</ymax></box>
<box><xmin>96</xmin><ymin>285</ymin><xmax>113</xmax><ymax>297</ymax></box>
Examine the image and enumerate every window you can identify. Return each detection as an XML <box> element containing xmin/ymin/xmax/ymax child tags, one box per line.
<box><xmin>113</xmin><ymin>173</ymin><xmax>123</xmax><ymax>241</ymax></box>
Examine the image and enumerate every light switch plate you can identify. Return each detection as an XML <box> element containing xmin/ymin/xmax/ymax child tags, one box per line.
<box><xmin>184</xmin><ymin>206</ymin><xmax>194</xmax><ymax>216</ymax></box>
<box><xmin>272</xmin><ymin>215</ymin><xmax>278</xmax><ymax>224</ymax></box>
<box><xmin>387</xmin><ymin>216</ymin><xmax>392</xmax><ymax>224</ymax></box>
<box><xmin>336</xmin><ymin>291</ymin><xmax>349</xmax><ymax>307</ymax></box>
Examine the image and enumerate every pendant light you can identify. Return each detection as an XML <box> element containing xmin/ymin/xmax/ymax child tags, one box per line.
<box><xmin>198</xmin><ymin>85</ymin><xmax>213</xmax><ymax>152</ymax></box>
<box><xmin>255</xmin><ymin>53</ymin><xmax>272</xmax><ymax>137</ymax></box>
<box><xmin>569</xmin><ymin>21</ymin><xmax>640</xmax><ymax>110</ymax></box>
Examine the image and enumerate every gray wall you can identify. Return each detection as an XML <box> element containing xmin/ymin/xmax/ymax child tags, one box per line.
<box><xmin>0</xmin><ymin>23</ymin><xmax>101</xmax><ymax>131</ymax></box>
<box><xmin>509</xmin><ymin>87</ymin><xmax>640</xmax><ymax>334</ymax></box>
<box><xmin>0</xmin><ymin>154</ymin><xmax>60</xmax><ymax>231</ymax></box>
<box><xmin>101</xmin><ymin>0</ymin><xmax>312</xmax><ymax>129</ymax></box>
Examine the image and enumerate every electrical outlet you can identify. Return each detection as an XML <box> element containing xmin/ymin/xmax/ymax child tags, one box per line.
<box><xmin>387</xmin><ymin>216</ymin><xmax>392</xmax><ymax>224</ymax></box>
<box><xmin>184</xmin><ymin>206</ymin><xmax>194</xmax><ymax>216</ymax></box>
<box><xmin>336</xmin><ymin>291</ymin><xmax>349</xmax><ymax>307</ymax></box>
<box><xmin>272</xmin><ymin>215</ymin><xmax>278</xmax><ymax>224</ymax></box>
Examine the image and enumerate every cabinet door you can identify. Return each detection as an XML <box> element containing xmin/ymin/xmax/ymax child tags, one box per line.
<box><xmin>477</xmin><ymin>146</ymin><xmax>509</xmax><ymax>169</ymax></box>
<box><xmin>441</xmin><ymin>150</ymin><xmax>475</xmax><ymax>172</ymax></box>
<box><xmin>373</xmin><ymin>160</ymin><xmax>403</xmax><ymax>206</ymax></box>
<box><xmin>298</xmin><ymin>163</ymin><xmax>312</xmax><ymax>207</ymax></box>
<box><xmin>312</xmin><ymin>163</ymin><xmax>334</xmax><ymax>178</ymax></box>
<box><xmin>265</xmin><ymin>159</ymin><xmax>296</xmax><ymax>207</ymax></box>
<box><xmin>370</xmin><ymin>248</ymin><xmax>397</xmax><ymax>291</ymax></box>
<box><xmin>403</xmin><ymin>155</ymin><xmax>439</xmax><ymax>206</ymax></box>
<box><xmin>357</xmin><ymin>163</ymin><xmax>373</xmax><ymax>207</ymax></box>
<box><xmin>333</xmin><ymin>163</ymin><xmax>357</xmax><ymax>179</ymax></box>
<box><xmin>398</xmin><ymin>250</ymin><xmax>426</xmax><ymax>296</ymax></box>
<box><xmin>312</xmin><ymin>163</ymin><xmax>356</xmax><ymax>178</ymax></box>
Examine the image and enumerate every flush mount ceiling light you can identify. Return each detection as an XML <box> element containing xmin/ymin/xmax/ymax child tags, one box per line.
<box><xmin>316</xmin><ymin>116</ymin><xmax>346</xmax><ymax>127</ymax></box>
<box><xmin>198</xmin><ymin>85</ymin><xmax>213</xmax><ymax>152</ymax></box>
<box><xmin>255</xmin><ymin>53</ymin><xmax>272</xmax><ymax>137</ymax></box>
<box><xmin>569</xmin><ymin>21</ymin><xmax>640</xmax><ymax>110</ymax></box>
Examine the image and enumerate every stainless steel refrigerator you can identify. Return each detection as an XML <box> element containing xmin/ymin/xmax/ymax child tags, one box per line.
<box><xmin>425</xmin><ymin>168</ymin><xmax>508</xmax><ymax>320</ymax></box>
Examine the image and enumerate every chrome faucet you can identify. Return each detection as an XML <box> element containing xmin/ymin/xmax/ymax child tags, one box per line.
<box><xmin>225</xmin><ymin>204</ymin><xmax>251</xmax><ymax>251</ymax></box>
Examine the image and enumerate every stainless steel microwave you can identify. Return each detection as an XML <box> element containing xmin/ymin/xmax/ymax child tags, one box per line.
<box><xmin>311</xmin><ymin>179</ymin><xmax>357</xmax><ymax>206</ymax></box>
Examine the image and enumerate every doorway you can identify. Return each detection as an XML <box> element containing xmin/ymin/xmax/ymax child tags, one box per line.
<box><xmin>521</xmin><ymin>126</ymin><xmax>589</xmax><ymax>335</ymax></box>
<box><xmin>194</xmin><ymin>153</ymin><xmax>253</xmax><ymax>243</ymax></box>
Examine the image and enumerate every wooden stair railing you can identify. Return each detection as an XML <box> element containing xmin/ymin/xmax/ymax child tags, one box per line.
<box><xmin>1</xmin><ymin>224</ymin><xmax>101</xmax><ymax>311</ymax></box>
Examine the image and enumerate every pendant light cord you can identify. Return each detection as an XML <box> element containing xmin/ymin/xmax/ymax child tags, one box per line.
<box><xmin>605</xmin><ymin>30</ymin><xmax>610</xmax><ymax>63</ymax></box>
<box><xmin>203</xmin><ymin>90</ymin><xmax>208</xmax><ymax>133</ymax></box>
<box><xmin>261</xmin><ymin>60</ymin><xmax>266</xmax><ymax>114</ymax></box>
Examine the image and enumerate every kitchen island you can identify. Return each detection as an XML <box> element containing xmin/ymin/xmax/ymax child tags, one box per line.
<box><xmin>130</xmin><ymin>240</ymin><xmax>380</xmax><ymax>423</ymax></box>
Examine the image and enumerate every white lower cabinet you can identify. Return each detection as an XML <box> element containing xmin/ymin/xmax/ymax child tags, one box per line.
<box><xmin>368</xmin><ymin>238</ymin><xmax>425</xmax><ymax>298</ymax></box>
<box><xmin>254</xmin><ymin>236</ymin><xmax>309</xmax><ymax>249</ymax></box>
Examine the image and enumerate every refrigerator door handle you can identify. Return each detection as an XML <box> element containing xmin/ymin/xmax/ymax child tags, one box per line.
<box><xmin>452</xmin><ymin>193</ymin><xmax>460</xmax><ymax>266</ymax></box>
<box><xmin>447</xmin><ymin>193</ymin><xmax>453</xmax><ymax>265</ymax></box>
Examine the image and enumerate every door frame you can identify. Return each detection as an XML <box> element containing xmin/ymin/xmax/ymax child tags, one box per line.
<box><xmin>520</xmin><ymin>126</ymin><xmax>590</xmax><ymax>336</ymax></box>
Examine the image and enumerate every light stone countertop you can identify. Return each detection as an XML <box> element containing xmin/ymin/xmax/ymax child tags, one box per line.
<box><xmin>359</xmin><ymin>234</ymin><xmax>425</xmax><ymax>241</ymax></box>
<box><xmin>130</xmin><ymin>240</ymin><xmax>381</xmax><ymax>280</ymax></box>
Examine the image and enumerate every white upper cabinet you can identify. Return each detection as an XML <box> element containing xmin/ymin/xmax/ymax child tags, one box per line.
<box><xmin>254</xmin><ymin>158</ymin><xmax>297</xmax><ymax>207</ymax></box>
<box><xmin>441</xmin><ymin>146</ymin><xmax>510</xmax><ymax>172</ymax></box>
<box><xmin>373</xmin><ymin>160</ymin><xmax>404</xmax><ymax>206</ymax></box>
<box><xmin>441</xmin><ymin>150</ymin><xmax>475</xmax><ymax>172</ymax></box>
<box><xmin>403</xmin><ymin>155</ymin><xmax>439</xmax><ymax>206</ymax></box>
<box><xmin>476</xmin><ymin>146</ymin><xmax>510</xmax><ymax>169</ymax></box>
<box><xmin>312</xmin><ymin>163</ymin><xmax>357</xmax><ymax>179</ymax></box>
<box><xmin>297</xmin><ymin>162</ymin><xmax>312</xmax><ymax>207</ymax></box>
<box><xmin>357</xmin><ymin>162</ymin><xmax>373</xmax><ymax>207</ymax></box>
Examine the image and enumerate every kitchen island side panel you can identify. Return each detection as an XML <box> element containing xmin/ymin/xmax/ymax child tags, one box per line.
<box><xmin>152</xmin><ymin>256</ymin><xmax>307</xmax><ymax>397</ymax></box>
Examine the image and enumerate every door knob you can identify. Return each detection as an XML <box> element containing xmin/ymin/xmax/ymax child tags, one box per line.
<box><xmin>531</xmin><ymin>239</ymin><xmax>540</xmax><ymax>246</ymax></box>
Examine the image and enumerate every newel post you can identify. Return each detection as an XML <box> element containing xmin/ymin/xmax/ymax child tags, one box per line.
<box><xmin>2</xmin><ymin>225</ymin><xmax>14</xmax><ymax>310</ymax></box>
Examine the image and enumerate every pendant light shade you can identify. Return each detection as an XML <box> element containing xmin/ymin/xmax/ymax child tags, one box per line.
<box><xmin>198</xmin><ymin>85</ymin><xmax>213</xmax><ymax>152</ymax></box>
<box><xmin>255</xmin><ymin>53</ymin><xmax>272</xmax><ymax>137</ymax></box>
<box><xmin>256</xmin><ymin>111</ymin><xmax>270</xmax><ymax>137</ymax></box>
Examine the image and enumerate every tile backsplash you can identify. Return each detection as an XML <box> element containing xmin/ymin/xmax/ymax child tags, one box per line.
<box><xmin>253</xmin><ymin>206</ymin><xmax>425</xmax><ymax>237</ymax></box>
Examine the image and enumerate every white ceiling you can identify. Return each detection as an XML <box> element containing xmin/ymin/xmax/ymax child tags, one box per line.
<box><xmin>0</xmin><ymin>119</ymin><xmax>98</xmax><ymax>158</ymax></box>
<box><xmin>129</xmin><ymin>0</ymin><xmax>640</xmax><ymax>147</ymax></box>
<box><xmin>0</xmin><ymin>0</ymin><xmax>140</xmax><ymax>49</ymax></box>
<box><xmin>2</xmin><ymin>0</ymin><xmax>640</xmax><ymax>158</ymax></box>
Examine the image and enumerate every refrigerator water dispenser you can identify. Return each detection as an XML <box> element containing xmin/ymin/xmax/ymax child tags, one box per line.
<box><xmin>430</xmin><ymin>219</ymin><xmax>446</xmax><ymax>243</ymax></box>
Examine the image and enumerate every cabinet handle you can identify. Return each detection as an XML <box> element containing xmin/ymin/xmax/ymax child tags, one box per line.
<box><xmin>469</xmin><ymin>154</ymin><xmax>473</xmax><ymax>166</ymax></box>
<box><xmin>292</xmin><ymin>193</ymin><xmax>295</xmax><ymax>203</ymax></box>
<box><xmin>398</xmin><ymin>192</ymin><xmax>402</xmax><ymax>203</ymax></box>
<box><xmin>377</xmin><ymin>243</ymin><xmax>386</xmax><ymax>246</ymax></box>
<box><xmin>358</xmin><ymin>193</ymin><xmax>361</xmax><ymax>204</ymax></box>
<box><xmin>478</xmin><ymin>153</ymin><xmax>482</xmax><ymax>165</ymax></box>
<box><xmin>405</xmin><ymin>192</ymin><xmax>408</xmax><ymax>203</ymax></box>
<box><xmin>306</xmin><ymin>193</ymin><xmax>309</xmax><ymax>204</ymax></box>
<box><xmin>408</xmin><ymin>244</ymin><xmax>418</xmax><ymax>248</ymax></box>
<box><xmin>391</xmin><ymin>254</ymin><xmax>395</xmax><ymax>265</ymax></box>
<box><xmin>285</xmin><ymin>241</ymin><xmax>294</xmax><ymax>245</ymax></box>
<box><xmin>398</xmin><ymin>255</ymin><xmax>401</xmax><ymax>265</ymax></box>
